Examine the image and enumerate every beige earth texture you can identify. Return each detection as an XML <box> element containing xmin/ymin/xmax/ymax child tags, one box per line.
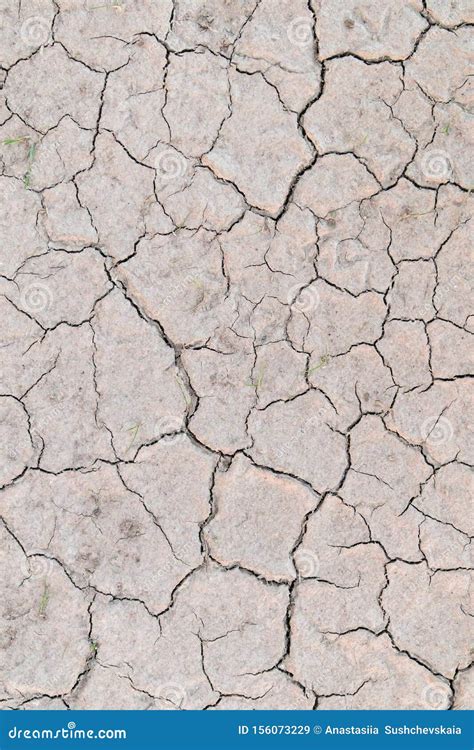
<box><xmin>0</xmin><ymin>0</ymin><xmax>472</xmax><ymax>712</ymax></box>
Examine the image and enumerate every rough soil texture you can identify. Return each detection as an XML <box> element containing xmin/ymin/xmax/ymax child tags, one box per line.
<box><xmin>0</xmin><ymin>0</ymin><xmax>473</xmax><ymax>712</ymax></box>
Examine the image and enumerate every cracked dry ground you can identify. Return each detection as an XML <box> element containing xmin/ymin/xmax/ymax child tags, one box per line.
<box><xmin>0</xmin><ymin>0</ymin><xmax>473</xmax><ymax>713</ymax></box>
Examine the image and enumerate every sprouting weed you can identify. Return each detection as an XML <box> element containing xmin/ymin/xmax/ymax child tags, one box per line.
<box><xmin>245</xmin><ymin>367</ymin><xmax>265</xmax><ymax>390</ymax></box>
<box><xmin>2</xmin><ymin>133</ymin><xmax>37</xmax><ymax>186</ymax></box>
<box><xmin>308</xmin><ymin>354</ymin><xmax>331</xmax><ymax>375</ymax></box>
<box><xmin>399</xmin><ymin>209</ymin><xmax>434</xmax><ymax>222</ymax></box>
<box><xmin>442</xmin><ymin>123</ymin><xmax>450</xmax><ymax>135</ymax></box>
<box><xmin>89</xmin><ymin>640</ymin><xmax>99</xmax><ymax>654</ymax></box>
<box><xmin>23</xmin><ymin>141</ymin><xmax>37</xmax><ymax>188</ymax></box>
<box><xmin>254</xmin><ymin>369</ymin><xmax>265</xmax><ymax>389</ymax></box>
<box><xmin>190</xmin><ymin>277</ymin><xmax>204</xmax><ymax>290</ymax></box>
<box><xmin>3</xmin><ymin>135</ymin><xmax>30</xmax><ymax>146</ymax></box>
<box><xmin>172</xmin><ymin>212</ymin><xmax>192</xmax><ymax>234</ymax></box>
<box><xmin>125</xmin><ymin>423</ymin><xmax>141</xmax><ymax>453</ymax></box>
<box><xmin>38</xmin><ymin>583</ymin><xmax>50</xmax><ymax>618</ymax></box>
<box><xmin>175</xmin><ymin>375</ymin><xmax>191</xmax><ymax>407</ymax></box>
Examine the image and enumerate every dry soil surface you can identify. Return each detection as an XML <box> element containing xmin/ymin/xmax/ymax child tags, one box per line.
<box><xmin>0</xmin><ymin>0</ymin><xmax>473</xmax><ymax>711</ymax></box>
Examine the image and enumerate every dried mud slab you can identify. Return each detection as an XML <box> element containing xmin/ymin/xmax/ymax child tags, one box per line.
<box><xmin>0</xmin><ymin>0</ymin><xmax>472</xmax><ymax>712</ymax></box>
